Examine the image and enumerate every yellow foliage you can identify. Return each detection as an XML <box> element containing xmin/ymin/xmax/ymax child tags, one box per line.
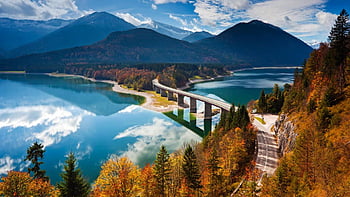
<box><xmin>92</xmin><ymin>157</ymin><xmax>141</xmax><ymax>197</ymax></box>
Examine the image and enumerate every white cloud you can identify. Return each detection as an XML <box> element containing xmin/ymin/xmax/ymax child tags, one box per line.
<box><xmin>169</xmin><ymin>14</ymin><xmax>188</xmax><ymax>26</ymax></box>
<box><xmin>114</xmin><ymin>117</ymin><xmax>201</xmax><ymax>165</ymax></box>
<box><xmin>153</xmin><ymin>0</ymin><xmax>188</xmax><ymax>4</ymax></box>
<box><xmin>115</xmin><ymin>12</ymin><xmax>153</xmax><ymax>26</ymax></box>
<box><xmin>0</xmin><ymin>105</ymin><xmax>93</xmax><ymax>147</ymax></box>
<box><xmin>0</xmin><ymin>156</ymin><xmax>21</xmax><ymax>175</ymax></box>
<box><xmin>117</xmin><ymin>105</ymin><xmax>140</xmax><ymax>114</ymax></box>
<box><xmin>152</xmin><ymin>4</ymin><xmax>158</xmax><ymax>10</ymax></box>
<box><xmin>0</xmin><ymin>0</ymin><xmax>90</xmax><ymax>20</ymax></box>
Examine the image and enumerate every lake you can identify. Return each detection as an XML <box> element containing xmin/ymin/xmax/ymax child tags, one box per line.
<box><xmin>0</xmin><ymin>74</ymin><xmax>201</xmax><ymax>184</ymax></box>
<box><xmin>0</xmin><ymin>68</ymin><xmax>295</xmax><ymax>183</ymax></box>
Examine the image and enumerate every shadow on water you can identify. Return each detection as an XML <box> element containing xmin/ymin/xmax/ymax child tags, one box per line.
<box><xmin>163</xmin><ymin>109</ymin><xmax>212</xmax><ymax>138</ymax></box>
<box><xmin>0</xmin><ymin>74</ymin><xmax>145</xmax><ymax>116</ymax></box>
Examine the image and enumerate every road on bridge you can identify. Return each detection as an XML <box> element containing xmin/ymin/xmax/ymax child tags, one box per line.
<box><xmin>252</xmin><ymin>114</ymin><xmax>279</xmax><ymax>182</ymax></box>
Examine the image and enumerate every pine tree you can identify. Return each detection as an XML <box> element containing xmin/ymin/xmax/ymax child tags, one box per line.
<box><xmin>328</xmin><ymin>9</ymin><xmax>350</xmax><ymax>89</ymax></box>
<box><xmin>258</xmin><ymin>89</ymin><xmax>267</xmax><ymax>115</ymax></box>
<box><xmin>182</xmin><ymin>145</ymin><xmax>202</xmax><ymax>193</ymax></box>
<box><xmin>207</xmin><ymin>149</ymin><xmax>223</xmax><ymax>196</ymax></box>
<box><xmin>58</xmin><ymin>152</ymin><xmax>90</xmax><ymax>197</ymax></box>
<box><xmin>25</xmin><ymin>142</ymin><xmax>47</xmax><ymax>179</ymax></box>
<box><xmin>154</xmin><ymin>145</ymin><xmax>171</xmax><ymax>197</ymax></box>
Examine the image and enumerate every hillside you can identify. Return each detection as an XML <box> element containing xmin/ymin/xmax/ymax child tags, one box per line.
<box><xmin>261</xmin><ymin>10</ymin><xmax>350</xmax><ymax>196</ymax></box>
<box><xmin>9</xmin><ymin>12</ymin><xmax>135</xmax><ymax>57</ymax></box>
<box><xmin>0</xmin><ymin>18</ymin><xmax>71</xmax><ymax>52</ymax></box>
<box><xmin>0</xmin><ymin>28</ymin><xmax>221</xmax><ymax>72</ymax></box>
<box><xmin>182</xmin><ymin>31</ymin><xmax>213</xmax><ymax>43</ymax></box>
<box><xmin>197</xmin><ymin>20</ymin><xmax>313</xmax><ymax>66</ymax></box>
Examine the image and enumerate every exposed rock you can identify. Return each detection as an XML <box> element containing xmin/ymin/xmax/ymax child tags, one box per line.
<box><xmin>274</xmin><ymin>114</ymin><xmax>297</xmax><ymax>156</ymax></box>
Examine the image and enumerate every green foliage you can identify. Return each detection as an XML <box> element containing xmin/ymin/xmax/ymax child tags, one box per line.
<box><xmin>258</xmin><ymin>89</ymin><xmax>267</xmax><ymax>114</ymax></box>
<box><xmin>182</xmin><ymin>145</ymin><xmax>202</xmax><ymax>191</ymax></box>
<box><xmin>25</xmin><ymin>142</ymin><xmax>47</xmax><ymax>180</ymax></box>
<box><xmin>57</xmin><ymin>152</ymin><xmax>90</xmax><ymax>197</ymax></box>
<box><xmin>153</xmin><ymin>145</ymin><xmax>171</xmax><ymax>197</ymax></box>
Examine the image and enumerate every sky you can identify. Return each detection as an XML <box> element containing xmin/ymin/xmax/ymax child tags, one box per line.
<box><xmin>0</xmin><ymin>0</ymin><xmax>348</xmax><ymax>44</ymax></box>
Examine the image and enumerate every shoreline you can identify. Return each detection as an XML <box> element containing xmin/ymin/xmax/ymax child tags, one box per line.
<box><xmin>48</xmin><ymin>73</ymin><xmax>179</xmax><ymax>113</ymax></box>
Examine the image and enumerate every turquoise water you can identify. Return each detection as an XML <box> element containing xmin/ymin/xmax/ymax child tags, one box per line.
<box><xmin>0</xmin><ymin>74</ymin><xmax>201</xmax><ymax>183</ymax></box>
<box><xmin>0</xmin><ymin>68</ymin><xmax>295</xmax><ymax>184</ymax></box>
<box><xmin>189</xmin><ymin>68</ymin><xmax>296</xmax><ymax>105</ymax></box>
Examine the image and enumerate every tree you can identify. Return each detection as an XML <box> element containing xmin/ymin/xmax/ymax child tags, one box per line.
<box><xmin>57</xmin><ymin>152</ymin><xmax>90</xmax><ymax>197</ymax></box>
<box><xmin>0</xmin><ymin>171</ymin><xmax>32</xmax><ymax>197</ymax></box>
<box><xmin>258</xmin><ymin>89</ymin><xmax>267</xmax><ymax>116</ymax></box>
<box><xmin>182</xmin><ymin>145</ymin><xmax>202</xmax><ymax>194</ymax></box>
<box><xmin>25</xmin><ymin>142</ymin><xmax>47</xmax><ymax>180</ymax></box>
<box><xmin>140</xmin><ymin>164</ymin><xmax>156</xmax><ymax>197</ymax></box>
<box><xmin>153</xmin><ymin>145</ymin><xmax>171</xmax><ymax>197</ymax></box>
<box><xmin>328</xmin><ymin>9</ymin><xmax>350</xmax><ymax>89</ymax></box>
<box><xmin>92</xmin><ymin>156</ymin><xmax>140</xmax><ymax>197</ymax></box>
<box><xmin>206</xmin><ymin>149</ymin><xmax>223</xmax><ymax>196</ymax></box>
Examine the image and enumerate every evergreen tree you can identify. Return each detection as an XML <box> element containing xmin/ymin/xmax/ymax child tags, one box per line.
<box><xmin>207</xmin><ymin>149</ymin><xmax>223</xmax><ymax>196</ymax></box>
<box><xmin>328</xmin><ymin>9</ymin><xmax>350</xmax><ymax>89</ymax></box>
<box><xmin>25</xmin><ymin>142</ymin><xmax>47</xmax><ymax>179</ymax></box>
<box><xmin>258</xmin><ymin>89</ymin><xmax>267</xmax><ymax>115</ymax></box>
<box><xmin>182</xmin><ymin>145</ymin><xmax>202</xmax><ymax>193</ymax></box>
<box><xmin>57</xmin><ymin>152</ymin><xmax>90</xmax><ymax>197</ymax></box>
<box><xmin>154</xmin><ymin>145</ymin><xmax>171</xmax><ymax>197</ymax></box>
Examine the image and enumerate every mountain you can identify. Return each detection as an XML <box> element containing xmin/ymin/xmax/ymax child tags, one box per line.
<box><xmin>196</xmin><ymin>20</ymin><xmax>313</xmax><ymax>66</ymax></box>
<box><xmin>0</xmin><ymin>18</ymin><xmax>71</xmax><ymax>51</ymax></box>
<box><xmin>9</xmin><ymin>12</ymin><xmax>135</xmax><ymax>57</ymax></box>
<box><xmin>182</xmin><ymin>31</ymin><xmax>213</xmax><ymax>43</ymax></box>
<box><xmin>0</xmin><ymin>28</ymin><xmax>221</xmax><ymax>72</ymax></box>
<box><xmin>138</xmin><ymin>21</ymin><xmax>192</xmax><ymax>40</ymax></box>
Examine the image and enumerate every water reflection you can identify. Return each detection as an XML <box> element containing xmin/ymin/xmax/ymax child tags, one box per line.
<box><xmin>0</xmin><ymin>75</ymin><xmax>201</xmax><ymax>184</ymax></box>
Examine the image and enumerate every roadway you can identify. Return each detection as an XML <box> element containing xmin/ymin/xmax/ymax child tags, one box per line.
<box><xmin>152</xmin><ymin>79</ymin><xmax>231</xmax><ymax>111</ymax></box>
<box><xmin>253</xmin><ymin>114</ymin><xmax>279</xmax><ymax>180</ymax></box>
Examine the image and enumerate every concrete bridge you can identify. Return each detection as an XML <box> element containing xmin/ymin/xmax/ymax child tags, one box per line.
<box><xmin>152</xmin><ymin>79</ymin><xmax>231</xmax><ymax>120</ymax></box>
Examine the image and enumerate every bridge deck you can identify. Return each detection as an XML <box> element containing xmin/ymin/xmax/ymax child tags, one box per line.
<box><xmin>153</xmin><ymin>79</ymin><xmax>231</xmax><ymax>111</ymax></box>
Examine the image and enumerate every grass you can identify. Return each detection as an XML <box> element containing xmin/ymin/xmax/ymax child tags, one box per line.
<box><xmin>255</xmin><ymin>116</ymin><xmax>266</xmax><ymax>125</ymax></box>
<box><xmin>144</xmin><ymin>90</ymin><xmax>177</xmax><ymax>107</ymax></box>
<box><xmin>0</xmin><ymin>71</ymin><xmax>26</xmax><ymax>74</ymax></box>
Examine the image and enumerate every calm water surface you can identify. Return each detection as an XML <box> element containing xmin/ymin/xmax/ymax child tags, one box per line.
<box><xmin>0</xmin><ymin>68</ymin><xmax>295</xmax><ymax>183</ymax></box>
<box><xmin>189</xmin><ymin>68</ymin><xmax>296</xmax><ymax>104</ymax></box>
<box><xmin>0</xmin><ymin>74</ymin><xmax>201</xmax><ymax>183</ymax></box>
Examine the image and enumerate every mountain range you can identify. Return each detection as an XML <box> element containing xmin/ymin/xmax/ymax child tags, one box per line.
<box><xmin>138</xmin><ymin>21</ymin><xmax>192</xmax><ymax>40</ymax></box>
<box><xmin>8</xmin><ymin>12</ymin><xmax>135</xmax><ymax>58</ymax></box>
<box><xmin>197</xmin><ymin>20</ymin><xmax>312</xmax><ymax>66</ymax></box>
<box><xmin>0</xmin><ymin>18</ymin><xmax>71</xmax><ymax>51</ymax></box>
<box><xmin>0</xmin><ymin>12</ymin><xmax>313</xmax><ymax>71</ymax></box>
<box><xmin>183</xmin><ymin>31</ymin><xmax>214</xmax><ymax>43</ymax></box>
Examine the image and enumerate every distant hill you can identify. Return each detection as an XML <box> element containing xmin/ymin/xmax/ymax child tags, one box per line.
<box><xmin>182</xmin><ymin>31</ymin><xmax>213</xmax><ymax>43</ymax></box>
<box><xmin>196</xmin><ymin>20</ymin><xmax>313</xmax><ymax>66</ymax></box>
<box><xmin>0</xmin><ymin>28</ymin><xmax>221</xmax><ymax>72</ymax></box>
<box><xmin>0</xmin><ymin>18</ymin><xmax>71</xmax><ymax>52</ymax></box>
<box><xmin>9</xmin><ymin>12</ymin><xmax>135</xmax><ymax>58</ymax></box>
<box><xmin>138</xmin><ymin>21</ymin><xmax>192</xmax><ymax>40</ymax></box>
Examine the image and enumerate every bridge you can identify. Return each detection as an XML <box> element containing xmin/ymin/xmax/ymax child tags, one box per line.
<box><xmin>152</xmin><ymin>79</ymin><xmax>231</xmax><ymax>120</ymax></box>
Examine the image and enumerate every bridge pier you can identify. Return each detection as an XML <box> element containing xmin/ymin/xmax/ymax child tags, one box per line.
<box><xmin>177</xmin><ymin>94</ymin><xmax>185</xmax><ymax>106</ymax></box>
<box><xmin>204</xmin><ymin>102</ymin><xmax>212</xmax><ymax>120</ymax></box>
<box><xmin>190</xmin><ymin>98</ymin><xmax>196</xmax><ymax>113</ymax></box>
<box><xmin>168</xmin><ymin>91</ymin><xmax>174</xmax><ymax>101</ymax></box>
<box><xmin>160</xmin><ymin>88</ymin><xmax>167</xmax><ymax>97</ymax></box>
<box><xmin>155</xmin><ymin>86</ymin><xmax>160</xmax><ymax>94</ymax></box>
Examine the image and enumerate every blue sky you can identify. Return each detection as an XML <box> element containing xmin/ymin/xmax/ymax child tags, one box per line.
<box><xmin>0</xmin><ymin>0</ymin><xmax>348</xmax><ymax>44</ymax></box>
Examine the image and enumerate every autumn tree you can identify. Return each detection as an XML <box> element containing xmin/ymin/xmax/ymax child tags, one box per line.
<box><xmin>57</xmin><ymin>152</ymin><xmax>90</xmax><ymax>197</ymax></box>
<box><xmin>206</xmin><ymin>149</ymin><xmax>223</xmax><ymax>196</ymax></box>
<box><xmin>182</xmin><ymin>145</ymin><xmax>202</xmax><ymax>195</ymax></box>
<box><xmin>92</xmin><ymin>156</ymin><xmax>140</xmax><ymax>197</ymax></box>
<box><xmin>140</xmin><ymin>164</ymin><xmax>156</xmax><ymax>197</ymax></box>
<box><xmin>25</xmin><ymin>142</ymin><xmax>47</xmax><ymax>179</ymax></box>
<box><xmin>0</xmin><ymin>171</ymin><xmax>57</xmax><ymax>197</ymax></box>
<box><xmin>154</xmin><ymin>145</ymin><xmax>171</xmax><ymax>197</ymax></box>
